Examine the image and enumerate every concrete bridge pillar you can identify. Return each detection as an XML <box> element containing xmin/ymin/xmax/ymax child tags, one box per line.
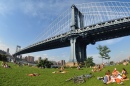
<box><xmin>70</xmin><ymin>38</ymin><xmax>86</xmax><ymax>63</ymax></box>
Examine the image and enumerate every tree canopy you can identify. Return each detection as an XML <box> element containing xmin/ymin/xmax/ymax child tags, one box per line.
<box><xmin>37</xmin><ymin>59</ymin><xmax>53</xmax><ymax>68</ymax></box>
<box><xmin>84</xmin><ymin>56</ymin><xmax>95</xmax><ymax>67</ymax></box>
<box><xmin>0</xmin><ymin>54</ymin><xmax>7</xmax><ymax>61</ymax></box>
<box><xmin>97</xmin><ymin>45</ymin><xmax>111</xmax><ymax>63</ymax></box>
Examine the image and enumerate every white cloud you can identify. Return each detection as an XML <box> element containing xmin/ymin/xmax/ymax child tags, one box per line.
<box><xmin>0</xmin><ymin>1</ymin><xmax>16</xmax><ymax>16</ymax></box>
<box><xmin>0</xmin><ymin>1</ymin><xmax>51</xmax><ymax>19</ymax></box>
<box><xmin>0</xmin><ymin>3</ymin><xmax>10</xmax><ymax>16</ymax></box>
<box><xmin>19</xmin><ymin>1</ymin><xmax>61</xmax><ymax>19</ymax></box>
<box><xmin>20</xmin><ymin>1</ymin><xmax>39</xmax><ymax>17</ymax></box>
<box><xmin>0</xmin><ymin>0</ymin><xmax>91</xmax><ymax>18</ymax></box>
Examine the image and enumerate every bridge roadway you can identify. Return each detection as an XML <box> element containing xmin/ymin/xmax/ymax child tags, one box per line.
<box><xmin>14</xmin><ymin>17</ymin><xmax>130</xmax><ymax>59</ymax></box>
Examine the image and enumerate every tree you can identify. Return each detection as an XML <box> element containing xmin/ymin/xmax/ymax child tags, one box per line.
<box><xmin>37</xmin><ymin>59</ymin><xmax>53</xmax><ymax>68</ymax></box>
<box><xmin>110</xmin><ymin>61</ymin><xmax>114</xmax><ymax>65</ymax></box>
<box><xmin>84</xmin><ymin>56</ymin><xmax>95</xmax><ymax>67</ymax></box>
<box><xmin>97</xmin><ymin>45</ymin><xmax>111</xmax><ymax>64</ymax></box>
<box><xmin>0</xmin><ymin>54</ymin><xmax>7</xmax><ymax>61</ymax></box>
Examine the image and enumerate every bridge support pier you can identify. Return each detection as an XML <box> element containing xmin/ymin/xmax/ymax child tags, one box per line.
<box><xmin>70</xmin><ymin>5</ymin><xmax>86</xmax><ymax>63</ymax></box>
<box><xmin>70</xmin><ymin>38</ymin><xmax>86</xmax><ymax>63</ymax></box>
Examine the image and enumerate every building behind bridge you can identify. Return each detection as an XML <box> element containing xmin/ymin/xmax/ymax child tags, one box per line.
<box><xmin>25</xmin><ymin>56</ymin><xmax>34</xmax><ymax>63</ymax></box>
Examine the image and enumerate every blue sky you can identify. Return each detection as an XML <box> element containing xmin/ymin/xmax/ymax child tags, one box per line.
<box><xmin>0</xmin><ymin>0</ymin><xmax>130</xmax><ymax>64</ymax></box>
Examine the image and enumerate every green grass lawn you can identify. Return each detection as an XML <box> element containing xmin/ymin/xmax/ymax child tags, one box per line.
<box><xmin>0</xmin><ymin>61</ymin><xmax>130</xmax><ymax>86</ymax></box>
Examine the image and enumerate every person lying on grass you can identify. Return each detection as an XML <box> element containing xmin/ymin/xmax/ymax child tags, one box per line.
<box><xmin>28</xmin><ymin>73</ymin><xmax>40</xmax><ymax>76</ymax></box>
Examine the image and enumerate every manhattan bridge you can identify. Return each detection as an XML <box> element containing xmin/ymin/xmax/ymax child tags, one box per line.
<box><xmin>14</xmin><ymin>1</ymin><xmax>130</xmax><ymax>63</ymax></box>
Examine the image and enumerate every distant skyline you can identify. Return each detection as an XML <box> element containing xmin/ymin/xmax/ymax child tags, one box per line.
<box><xmin>0</xmin><ymin>0</ymin><xmax>130</xmax><ymax>64</ymax></box>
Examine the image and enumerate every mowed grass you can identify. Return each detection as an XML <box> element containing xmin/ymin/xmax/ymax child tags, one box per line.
<box><xmin>0</xmin><ymin>61</ymin><xmax>130</xmax><ymax>86</ymax></box>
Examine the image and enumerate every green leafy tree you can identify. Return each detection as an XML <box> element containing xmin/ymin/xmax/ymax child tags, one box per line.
<box><xmin>97</xmin><ymin>45</ymin><xmax>111</xmax><ymax>64</ymax></box>
<box><xmin>84</xmin><ymin>56</ymin><xmax>95</xmax><ymax>67</ymax></box>
<box><xmin>37</xmin><ymin>59</ymin><xmax>53</xmax><ymax>68</ymax></box>
<box><xmin>0</xmin><ymin>54</ymin><xmax>7</xmax><ymax>61</ymax></box>
<box><xmin>110</xmin><ymin>61</ymin><xmax>114</xmax><ymax>65</ymax></box>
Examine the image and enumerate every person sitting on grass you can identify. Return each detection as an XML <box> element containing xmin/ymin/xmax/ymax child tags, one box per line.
<box><xmin>60</xmin><ymin>66</ymin><xmax>64</xmax><ymax>71</ymax></box>
<box><xmin>103</xmin><ymin>72</ymin><xmax>112</xmax><ymax>84</ymax></box>
<box><xmin>110</xmin><ymin>75</ymin><xmax>116</xmax><ymax>83</ymax></box>
<box><xmin>2</xmin><ymin>62</ymin><xmax>11</xmax><ymax>68</ymax></box>
<box><xmin>121</xmin><ymin>68</ymin><xmax>129</xmax><ymax>80</ymax></box>
<box><xmin>1</xmin><ymin>61</ymin><xmax>4</xmax><ymax>67</ymax></box>
<box><xmin>112</xmin><ymin>68</ymin><xmax>119</xmax><ymax>78</ymax></box>
<box><xmin>77</xmin><ymin>65</ymin><xmax>80</xmax><ymax>70</ymax></box>
<box><xmin>98</xmin><ymin>65</ymin><xmax>102</xmax><ymax>71</ymax></box>
<box><xmin>92</xmin><ymin>66</ymin><xmax>97</xmax><ymax>72</ymax></box>
<box><xmin>107</xmin><ymin>70</ymin><xmax>111</xmax><ymax>76</ymax></box>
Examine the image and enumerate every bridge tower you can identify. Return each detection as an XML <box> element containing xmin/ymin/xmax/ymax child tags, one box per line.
<box><xmin>16</xmin><ymin>45</ymin><xmax>21</xmax><ymax>53</ymax></box>
<box><xmin>70</xmin><ymin>5</ymin><xmax>86</xmax><ymax>63</ymax></box>
<box><xmin>15</xmin><ymin>45</ymin><xmax>21</xmax><ymax>60</ymax></box>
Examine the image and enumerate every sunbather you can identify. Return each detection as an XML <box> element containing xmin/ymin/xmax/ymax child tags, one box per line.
<box><xmin>28</xmin><ymin>73</ymin><xmax>40</xmax><ymax>76</ymax></box>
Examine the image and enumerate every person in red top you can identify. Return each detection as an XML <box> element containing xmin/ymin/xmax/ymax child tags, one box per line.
<box><xmin>112</xmin><ymin>68</ymin><xmax>119</xmax><ymax>78</ymax></box>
